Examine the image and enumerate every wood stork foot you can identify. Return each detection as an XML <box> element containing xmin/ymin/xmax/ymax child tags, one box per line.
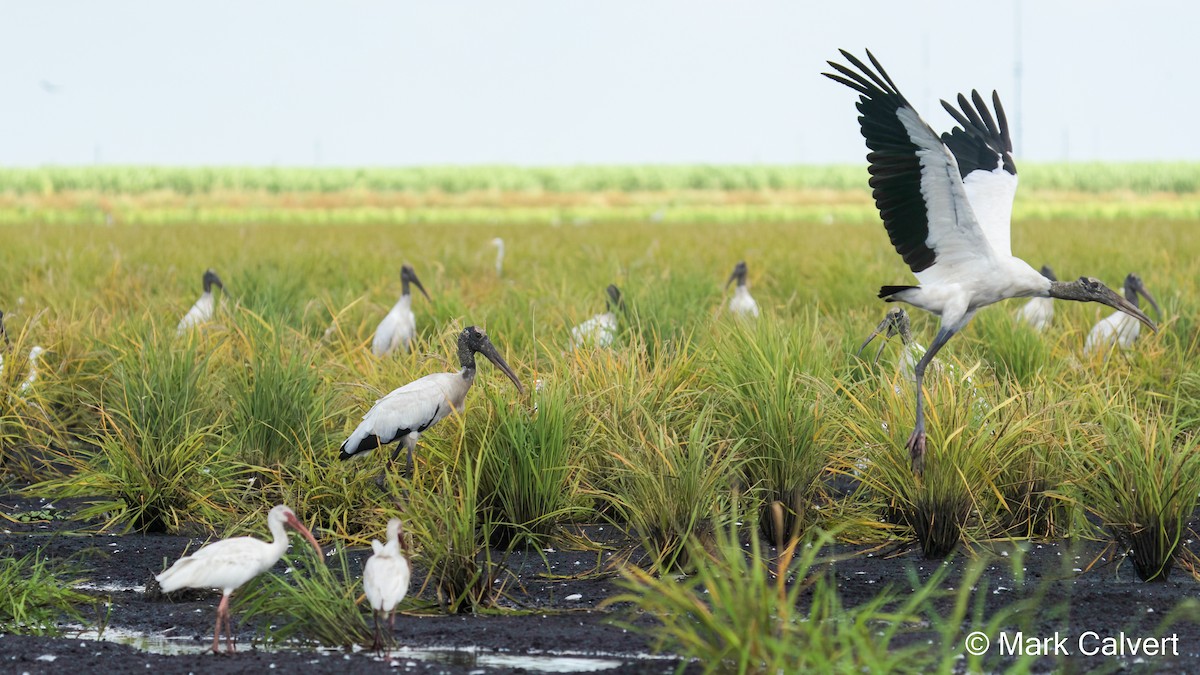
<box><xmin>906</xmin><ymin>429</ymin><xmax>927</xmax><ymax>477</ymax></box>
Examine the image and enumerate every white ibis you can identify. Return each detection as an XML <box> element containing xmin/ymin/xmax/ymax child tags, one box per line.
<box><xmin>1085</xmin><ymin>273</ymin><xmax>1161</xmax><ymax>356</ymax></box>
<box><xmin>570</xmin><ymin>285</ymin><xmax>622</xmax><ymax>349</ymax></box>
<box><xmin>362</xmin><ymin>518</ymin><xmax>411</xmax><ymax>656</ymax></box>
<box><xmin>825</xmin><ymin>50</ymin><xmax>1156</xmax><ymax>474</ymax></box>
<box><xmin>176</xmin><ymin>269</ymin><xmax>225</xmax><ymax>335</ymax></box>
<box><xmin>371</xmin><ymin>265</ymin><xmax>430</xmax><ymax>357</ymax></box>
<box><xmin>726</xmin><ymin>261</ymin><xmax>760</xmax><ymax>318</ymax></box>
<box><xmin>155</xmin><ymin>504</ymin><xmax>322</xmax><ymax>655</ymax></box>
<box><xmin>491</xmin><ymin>238</ymin><xmax>505</xmax><ymax>276</ymax></box>
<box><xmin>339</xmin><ymin>326</ymin><xmax>524</xmax><ymax>478</ymax></box>
<box><xmin>1017</xmin><ymin>265</ymin><xmax>1058</xmax><ymax>331</ymax></box>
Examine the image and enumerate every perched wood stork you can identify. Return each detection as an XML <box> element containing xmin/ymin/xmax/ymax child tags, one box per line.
<box><xmin>570</xmin><ymin>285</ymin><xmax>622</xmax><ymax>349</ymax></box>
<box><xmin>825</xmin><ymin>50</ymin><xmax>1156</xmax><ymax>474</ymax></box>
<box><xmin>155</xmin><ymin>504</ymin><xmax>322</xmax><ymax>654</ymax></box>
<box><xmin>339</xmin><ymin>326</ymin><xmax>524</xmax><ymax>478</ymax></box>
<box><xmin>363</xmin><ymin>518</ymin><xmax>411</xmax><ymax>656</ymax></box>
<box><xmin>1016</xmin><ymin>265</ymin><xmax>1058</xmax><ymax>331</ymax></box>
<box><xmin>1084</xmin><ymin>273</ymin><xmax>1161</xmax><ymax>356</ymax></box>
<box><xmin>176</xmin><ymin>269</ymin><xmax>225</xmax><ymax>335</ymax></box>
<box><xmin>371</xmin><ymin>265</ymin><xmax>431</xmax><ymax>357</ymax></box>
<box><xmin>726</xmin><ymin>261</ymin><xmax>760</xmax><ymax>318</ymax></box>
<box><xmin>491</xmin><ymin>237</ymin><xmax>505</xmax><ymax>276</ymax></box>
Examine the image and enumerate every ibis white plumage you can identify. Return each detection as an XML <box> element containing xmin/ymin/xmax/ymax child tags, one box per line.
<box><xmin>491</xmin><ymin>237</ymin><xmax>505</xmax><ymax>276</ymax></box>
<box><xmin>1084</xmin><ymin>273</ymin><xmax>1161</xmax><ymax>356</ymax></box>
<box><xmin>176</xmin><ymin>269</ymin><xmax>225</xmax><ymax>335</ymax></box>
<box><xmin>570</xmin><ymin>285</ymin><xmax>622</xmax><ymax>349</ymax></box>
<box><xmin>1016</xmin><ymin>265</ymin><xmax>1058</xmax><ymax>331</ymax></box>
<box><xmin>371</xmin><ymin>265</ymin><xmax>430</xmax><ymax>357</ymax></box>
<box><xmin>155</xmin><ymin>504</ymin><xmax>322</xmax><ymax>654</ymax></box>
<box><xmin>363</xmin><ymin>518</ymin><xmax>411</xmax><ymax>655</ymax></box>
<box><xmin>825</xmin><ymin>50</ymin><xmax>1156</xmax><ymax>474</ymax></box>
<box><xmin>340</xmin><ymin>326</ymin><xmax>525</xmax><ymax>478</ymax></box>
<box><xmin>726</xmin><ymin>261</ymin><xmax>760</xmax><ymax>318</ymax></box>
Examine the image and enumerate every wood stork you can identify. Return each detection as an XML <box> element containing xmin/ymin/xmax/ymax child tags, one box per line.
<box><xmin>339</xmin><ymin>326</ymin><xmax>524</xmax><ymax>478</ymax></box>
<box><xmin>155</xmin><ymin>504</ymin><xmax>322</xmax><ymax>654</ymax></box>
<box><xmin>491</xmin><ymin>238</ymin><xmax>505</xmax><ymax>276</ymax></box>
<box><xmin>1016</xmin><ymin>265</ymin><xmax>1058</xmax><ymax>331</ymax></box>
<box><xmin>363</xmin><ymin>518</ymin><xmax>411</xmax><ymax>655</ymax></box>
<box><xmin>176</xmin><ymin>269</ymin><xmax>225</xmax><ymax>335</ymax></box>
<box><xmin>726</xmin><ymin>261</ymin><xmax>760</xmax><ymax>318</ymax></box>
<box><xmin>570</xmin><ymin>285</ymin><xmax>622</xmax><ymax>349</ymax></box>
<box><xmin>1084</xmin><ymin>273</ymin><xmax>1161</xmax><ymax>356</ymax></box>
<box><xmin>825</xmin><ymin>50</ymin><xmax>1155</xmax><ymax>474</ymax></box>
<box><xmin>371</xmin><ymin>265</ymin><xmax>430</xmax><ymax>357</ymax></box>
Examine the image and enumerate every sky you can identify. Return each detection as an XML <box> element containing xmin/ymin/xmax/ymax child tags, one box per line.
<box><xmin>1</xmin><ymin>1</ymin><xmax>1194</xmax><ymax>166</ymax></box>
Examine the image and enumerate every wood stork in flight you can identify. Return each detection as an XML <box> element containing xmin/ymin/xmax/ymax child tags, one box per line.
<box><xmin>372</xmin><ymin>265</ymin><xmax>430</xmax><ymax>357</ymax></box>
<box><xmin>825</xmin><ymin>50</ymin><xmax>1156</xmax><ymax>474</ymax></box>
<box><xmin>491</xmin><ymin>238</ymin><xmax>505</xmax><ymax>276</ymax></box>
<box><xmin>363</xmin><ymin>518</ymin><xmax>411</xmax><ymax>656</ymax></box>
<box><xmin>340</xmin><ymin>326</ymin><xmax>524</xmax><ymax>478</ymax></box>
<box><xmin>1017</xmin><ymin>265</ymin><xmax>1058</xmax><ymax>331</ymax></box>
<box><xmin>176</xmin><ymin>269</ymin><xmax>224</xmax><ymax>335</ymax></box>
<box><xmin>1084</xmin><ymin>273</ymin><xmax>1161</xmax><ymax>356</ymax></box>
<box><xmin>726</xmin><ymin>261</ymin><xmax>760</xmax><ymax>318</ymax></box>
<box><xmin>155</xmin><ymin>504</ymin><xmax>322</xmax><ymax>654</ymax></box>
<box><xmin>570</xmin><ymin>285</ymin><xmax>622</xmax><ymax>349</ymax></box>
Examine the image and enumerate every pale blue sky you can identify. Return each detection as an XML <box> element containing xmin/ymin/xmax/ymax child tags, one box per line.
<box><xmin>1</xmin><ymin>2</ymin><xmax>1192</xmax><ymax>166</ymax></box>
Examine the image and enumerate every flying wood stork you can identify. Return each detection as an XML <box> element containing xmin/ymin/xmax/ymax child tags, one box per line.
<box><xmin>155</xmin><ymin>504</ymin><xmax>322</xmax><ymax>654</ymax></box>
<box><xmin>363</xmin><ymin>518</ymin><xmax>411</xmax><ymax>655</ymax></box>
<box><xmin>570</xmin><ymin>285</ymin><xmax>622</xmax><ymax>349</ymax></box>
<box><xmin>1016</xmin><ymin>265</ymin><xmax>1058</xmax><ymax>331</ymax></box>
<box><xmin>339</xmin><ymin>326</ymin><xmax>525</xmax><ymax>478</ymax></box>
<box><xmin>726</xmin><ymin>261</ymin><xmax>760</xmax><ymax>318</ymax></box>
<box><xmin>1084</xmin><ymin>273</ymin><xmax>1161</xmax><ymax>356</ymax></box>
<box><xmin>371</xmin><ymin>265</ymin><xmax>431</xmax><ymax>357</ymax></box>
<box><xmin>825</xmin><ymin>50</ymin><xmax>1155</xmax><ymax>474</ymax></box>
<box><xmin>491</xmin><ymin>238</ymin><xmax>505</xmax><ymax>276</ymax></box>
<box><xmin>176</xmin><ymin>269</ymin><xmax>225</xmax><ymax>335</ymax></box>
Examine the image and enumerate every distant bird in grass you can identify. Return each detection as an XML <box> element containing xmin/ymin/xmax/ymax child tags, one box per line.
<box><xmin>155</xmin><ymin>504</ymin><xmax>322</xmax><ymax>655</ymax></box>
<box><xmin>363</xmin><ymin>518</ymin><xmax>411</xmax><ymax>656</ymax></box>
<box><xmin>825</xmin><ymin>49</ymin><xmax>1155</xmax><ymax>474</ymax></box>
<box><xmin>19</xmin><ymin>346</ymin><xmax>45</xmax><ymax>394</ymax></box>
<box><xmin>176</xmin><ymin>269</ymin><xmax>225</xmax><ymax>335</ymax></box>
<box><xmin>491</xmin><ymin>238</ymin><xmax>505</xmax><ymax>276</ymax></box>
<box><xmin>372</xmin><ymin>265</ymin><xmax>430</xmax><ymax>357</ymax></box>
<box><xmin>1085</xmin><ymin>273</ymin><xmax>1161</xmax><ymax>356</ymax></box>
<box><xmin>339</xmin><ymin>326</ymin><xmax>525</xmax><ymax>479</ymax></box>
<box><xmin>570</xmin><ymin>285</ymin><xmax>622</xmax><ymax>349</ymax></box>
<box><xmin>725</xmin><ymin>261</ymin><xmax>759</xmax><ymax>318</ymax></box>
<box><xmin>1017</xmin><ymin>266</ymin><xmax>1058</xmax><ymax>331</ymax></box>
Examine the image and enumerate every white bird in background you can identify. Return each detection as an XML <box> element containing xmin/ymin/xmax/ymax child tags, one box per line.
<box><xmin>825</xmin><ymin>50</ymin><xmax>1155</xmax><ymax>474</ymax></box>
<box><xmin>155</xmin><ymin>504</ymin><xmax>322</xmax><ymax>655</ymax></box>
<box><xmin>340</xmin><ymin>326</ymin><xmax>525</xmax><ymax>478</ymax></box>
<box><xmin>570</xmin><ymin>285</ymin><xmax>622</xmax><ymax>349</ymax></box>
<box><xmin>726</xmin><ymin>261</ymin><xmax>760</xmax><ymax>318</ymax></box>
<box><xmin>176</xmin><ymin>269</ymin><xmax>225</xmax><ymax>335</ymax></box>
<box><xmin>491</xmin><ymin>238</ymin><xmax>505</xmax><ymax>277</ymax></box>
<box><xmin>19</xmin><ymin>345</ymin><xmax>45</xmax><ymax>394</ymax></box>
<box><xmin>363</xmin><ymin>518</ymin><xmax>411</xmax><ymax>656</ymax></box>
<box><xmin>1085</xmin><ymin>273</ymin><xmax>1161</xmax><ymax>356</ymax></box>
<box><xmin>1017</xmin><ymin>265</ymin><xmax>1058</xmax><ymax>331</ymax></box>
<box><xmin>371</xmin><ymin>265</ymin><xmax>431</xmax><ymax>357</ymax></box>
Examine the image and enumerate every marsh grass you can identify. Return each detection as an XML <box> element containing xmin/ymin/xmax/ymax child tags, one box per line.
<box><xmin>0</xmin><ymin>550</ymin><xmax>101</xmax><ymax>636</ymax></box>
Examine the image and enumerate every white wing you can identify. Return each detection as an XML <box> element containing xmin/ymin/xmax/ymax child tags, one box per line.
<box><xmin>341</xmin><ymin>372</ymin><xmax>463</xmax><ymax>456</ymax></box>
<box><xmin>176</xmin><ymin>293</ymin><xmax>214</xmax><ymax>334</ymax></box>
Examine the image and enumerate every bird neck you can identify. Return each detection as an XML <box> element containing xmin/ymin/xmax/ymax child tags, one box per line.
<box><xmin>267</xmin><ymin>517</ymin><xmax>290</xmax><ymax>557</ymax></box>
<box><xmin>401</xmin><ymin>278</ymin><xmax>411</xmax><ymax>297</ymax></box>
<box><xmin>458</xmin><ymin>340</ymin><xmax>477</xmax><ymax>373</ymax></box>
<box><xmin>1124</xmin><ymin>284</ymin><xmax>1139</xmax><ymax>307</ymax></box>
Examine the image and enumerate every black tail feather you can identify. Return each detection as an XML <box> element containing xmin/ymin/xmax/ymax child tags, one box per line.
<box><xmin>339</xmin><ymin>434</ymin><xmax>381</xmax><ymax>460</ymax></box>
<box><xmin>879</xmin><ymin>285</ymin><xmax>918</xmax><ymax>300</ymax></box>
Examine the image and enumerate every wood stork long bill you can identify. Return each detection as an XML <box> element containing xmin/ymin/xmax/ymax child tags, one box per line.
<box><xmin>176</xmin><ymin>269</ymin><xmax>225</xmax><ymax>335</ymax></box>
<box><xmin>372</xmin><ymin>265</ymin><xmax>431</xmax><ymax>357</ymax></box>
<box><xmin>570</xmin><ymin>284</ymin><xmax>622</xmax><ymax>349</ymax></box>
<box><xmin>1017</xmin><ymin>265</ymin><xmax>1058</xmax><ymax>331</ymax></box>
<box><xmin>340</xmin><ymin>326</ymin><xmax>525</xmax><ymax>478</ymax></box>
<box><xmin>825</xmin><ymin>50</ymin><xmax>1156</xmax><ymax>474</ymax></box>
<box><xmin>363</xmin><ymin>518</ymin><xmax>411</xmax><ymax>655</ymax></box>
<box><xmin>492</xmin><ymin>238</ymin><xmax>505</xmax><ymax>276</ymax></box>
<box><xmin>155</xmin><ymin>504</ymin><xmax>322</xmax><ymax>654</ymax></box>
<box><xmin>726</xmin><ymin>261</ymin><xmax>760</xmax><ymax>317</ymax></box>
<box><xmin>1084</xmin><ymin>273</ymin><xmax>1161</xmax><ymax>356</ymax></box>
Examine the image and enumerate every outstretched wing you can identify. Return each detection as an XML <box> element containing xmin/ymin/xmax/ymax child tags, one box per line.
<box><xmin>824</xmin><ymin>49</ymin><xmax>997</xmax><ymax>286</ymax></box>
<box><xmin>940</xmin><ymin>91</ymin><xmax>1018</xmax><ymax>257</ymax></box>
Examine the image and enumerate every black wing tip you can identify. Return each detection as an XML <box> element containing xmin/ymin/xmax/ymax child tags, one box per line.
<box><xmin>339</xmin><ymin>434</ymin><xmax>382</xmax><ymax>460</ymax></box>
<box><xmin>879</xmin><ymin>285</ymin><xmax>919</xmax><ymax>300</ymax></box>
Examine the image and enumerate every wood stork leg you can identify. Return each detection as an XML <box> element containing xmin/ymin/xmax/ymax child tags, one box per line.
<box><xmin>906</xmin><ymin>327</ymin><xmax>957</xmax><ymax>476</ymax></box>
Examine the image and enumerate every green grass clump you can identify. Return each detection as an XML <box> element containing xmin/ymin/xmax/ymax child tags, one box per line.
<box><xmin>0</xmin><ymin>550</ymin><xmax>99</xmax><ymax>636</ymax></box>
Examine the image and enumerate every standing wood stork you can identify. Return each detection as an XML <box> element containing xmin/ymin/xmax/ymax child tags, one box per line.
<box><xmin>726</xmin><ymin>261</ymin><xmax>760</xmax><ymax>318</ymax></box>
<box><xmin>1084</xmin><ymin>273</ymin><xmax>1161</xmax><ymax>356</ymax></box>
<box><xmin>570</xmin><ymin>285</ymin><xmax>622</xmax><ymax>349</ymax></box>
<box><xmin>363</xmin><ymin>518</ymin><xmax>411</xmax><ymax>656</ymax></box>
<box><xmin>371</xmin><ymin>265</ymin><xmax>430</xmax><ymax>357</ymax></box>
<box><xmin>176</xmin><ymin>269</ymin><xmax>225</xmax><ymax>335</ymax></box>
<box><xmin>1016</xmin><ymin>265</ymin><xmax>1058</xmax><ymax>331</ymax></box>
<box><xmin>340</xmin><ymin>326</ymin><xmax>524</xmax><ymax>478</ymax></box>
<box><xmin>155</xmin><ymin>504</ymin><xmax>322</xmax><ymax>654</ymax></box>
<box><xmin>491</xmin><ymin>237</ymin><xmax>505</xmax><ymax>276</ymax></box>
<box><xmin>825</xmin><ymin>50</ymin><xmax>1155</xmax><ymax>474</ymax></box>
